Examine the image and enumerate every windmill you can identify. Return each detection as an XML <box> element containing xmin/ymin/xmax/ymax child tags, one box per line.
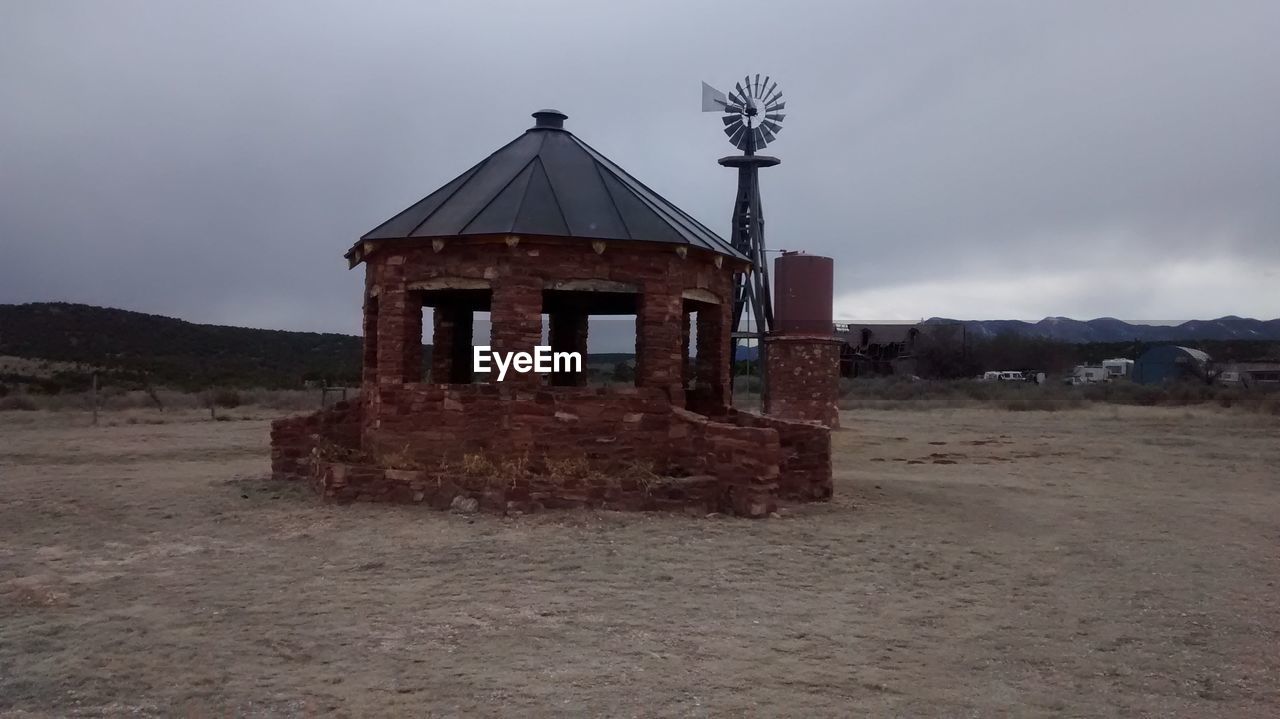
<box><xmin>702</xmin><ymin>74</ymin><xmax>786</xmax><ymax>382</ymax></box>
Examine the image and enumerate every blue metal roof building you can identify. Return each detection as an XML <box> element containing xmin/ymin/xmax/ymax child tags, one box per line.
<box><xmin>1132</xmin><ymin>345</ymin><xmax>1211</xmax><ymax>385</ymax></box>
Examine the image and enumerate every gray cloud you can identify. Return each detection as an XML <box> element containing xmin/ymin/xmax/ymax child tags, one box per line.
<box><xmin>2</xmin><ymin>0</ymin><xmax>1278</xmax><ymax>336</ymax></box>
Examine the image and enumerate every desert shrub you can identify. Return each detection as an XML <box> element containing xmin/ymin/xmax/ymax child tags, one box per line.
<box><xmin>1077</xmin><ymin>382</ymin><xmax>1161</xmax><ymax>406</ymax></box>
<box><xmin>32</xmin><ymin>378</ymin><xmax>63</xmax><ymax>395</ymax></box>
<box><xmin>209</xmin><ymin>389</ymin><xmax>242</xmax><ymax>408</ymax></box>
<box><xmin>1000</xmin><ymin>396</ymin><xmax>1086</xmax><ymax>412</ymax></box>
<box><xmin>234</xmin><ymin>387</ymin><xmax>355</xmax><ymax>411</ymax></box>
<box><xmin>835</xmin><ymin>373</ymin><xmax>1280</xmax><ymax>414</ymax></box>
<box><xmin>0</xmin><ymin>392</ymin><xmax>88</xmax><ymax>411</ymax></box>
<box><xmin>544</xmin><ymin>454</ymin><xmax>592</xmax><ymax>479</ymax></box>
<box><xmin>619</xmin><ymin>460</ymin><xmax>662</xmax><ymax>494</ymax></box>
<box><xmin>1259</xmin><ymin>397</ymin><xmax>1280</xmax><ymax>416</ymax></box>
<box><xmin>0</xmin><ymin>395</ymin><xmax>38</xmax><ymax>411</ymax></box>
<box><xmin>610</xmin><ymin>362</ymin><xmax>635</xmax><ymax>384</ymax></box>
<box><xmin>461</xmin><ymin>453</ymin><xmax>497</xmax><ymax>477</ymax></box>
<box><xmin>1215</xmin><ymin>387</ymin><xmax>1248</xmax><ymax>408</ymax></box>
<box><xmin>732</xmin><ymin>375</ymin><xmax>762</xmax><ymax>394</ymax></box>
<box><xmin>318</xmin><ymin>437</ymin><xmax>373</xmax><ymax>465</ymax></box>
<box><xmin>839</xmin><ymin>377</ymin><xmax>1066</xmax><ymax>406</ymax></box>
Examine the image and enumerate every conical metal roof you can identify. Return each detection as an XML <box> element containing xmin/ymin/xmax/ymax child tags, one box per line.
<box><xmin>358</xmin><ymin>110</ymin><xmax>747</xmax><ymax>262</ymax></box>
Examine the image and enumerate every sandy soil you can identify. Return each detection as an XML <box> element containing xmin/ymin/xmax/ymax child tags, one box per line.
<box><xmin>1</xmin><ymin>405</ymin><xmax>1278</xmax><ymax>717</ymax></box>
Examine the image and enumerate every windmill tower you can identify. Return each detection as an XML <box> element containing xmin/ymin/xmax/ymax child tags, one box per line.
<box><xmin>702</xmin><ymin>75</ymin><xmax>786</xmax><ymax>383</ymax></box>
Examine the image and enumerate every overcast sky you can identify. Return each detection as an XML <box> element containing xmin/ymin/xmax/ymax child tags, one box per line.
<box><xmin>2</xmin><ymin>0</ymin><xmax>1278</xmax><ymax>336</ymax></box>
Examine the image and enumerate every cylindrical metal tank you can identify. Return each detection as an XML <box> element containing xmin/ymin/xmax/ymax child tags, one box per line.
<box><xmin>773</xmin><ymin>251</ymin><xmax>834</xmax><ymax>336</ymax></box>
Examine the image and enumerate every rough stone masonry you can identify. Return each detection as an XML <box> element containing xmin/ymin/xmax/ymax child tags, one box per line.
<box><xmin>270</xmin><ymin>109</ymin><xmax>839</xmax><ymax>517</ymax></box>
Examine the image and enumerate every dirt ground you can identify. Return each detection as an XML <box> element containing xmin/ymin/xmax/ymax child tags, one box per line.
<box><xmin>1</xmin><ymin>405</ymin><xmax>1278</xmax><ymax>717</ymax></box>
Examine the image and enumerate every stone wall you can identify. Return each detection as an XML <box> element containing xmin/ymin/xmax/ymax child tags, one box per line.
<box><xmin>312</xmin><ymin>463</ymin><xmax>727</xmax><ymax>515</ymax></box>
<box><xmin>362</xmin><ymin>237</ymin><xmax>737</xmax><ymax>411</ymax></box>
<box><xmin>269</xmin><ymin>401</ymin><xmax>362</xmax><ymax>482</ymax></box>
<box><xmin>692</xmin><ymin>403</ymin><xmax>833</xmax><ymax>502</ymax></box>
<box><xmin>762</xmin><ymin>335</ymin><xmax>843</xmax><ymax>428</ymax></box>
<box><xmin>270</xmin><ymin>385</ymin><xmax>781</xmax><ymax>517</ymax></box>
<box><xmin>272</xmin><ymin>388</ymin><xmax>827</xmax><ymax>517</ymax></box>
<box><xmin>265</xmin><ymin>236</ymin><xmax>834</xmax><ymax>518</ymax></box>
<box><xmin>356</xmin><ymin>384</ymin><xmax>779</xmax><ymax>517</ymax></box>
<box><xmin>725</xmin><ymin>409</ymin><xmax>832</xmax><ymax>501</ymax></box>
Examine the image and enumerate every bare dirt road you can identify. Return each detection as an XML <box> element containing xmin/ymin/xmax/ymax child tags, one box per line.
<box><xmin>2</xmin><ymin>405</ymin><xmax>1278</xmax><ymax>717</ymax></box>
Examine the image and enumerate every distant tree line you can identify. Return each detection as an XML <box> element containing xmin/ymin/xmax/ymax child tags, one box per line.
<box><xmin>913</xmin><ymin>332</ymin><xmax>1280</xmax><ymax>379</ymax></box>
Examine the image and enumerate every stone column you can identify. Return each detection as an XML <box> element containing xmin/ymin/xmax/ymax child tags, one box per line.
<box><xmin>430</xmin><ymin>306</ymin><xmax>476</xmax><ymax>384</ymax></box>
<box><xmin>695</xmin><ymin>301</ymin><xmax>732</xmax><ymax>406</ymax></box>
<box><xmin>489</xmin><ymin>276</ymin><xmax>542</xmax><ymax>389</ymax></box>
<box><xmin>762</xmin><ymin>335</ymin><xmax>842</xmax><ymax>428</ymax></box>
<box><xmin>375</xmin><ymin>285</ymin><xmax>422</xmax><ymax>385</ymax></box>
<box><xmin>636</xmin><ymin>280</ymin><xmax>684</xmax><ymax>404</ymax></box>
<box><xmin>549</xmin><ymin>311</ymin><xmax>589</xmax><ymax>386</ymax></box>
<box><xmin>429</xmin><ymin>306</ymin><xmax>453</xmax><ymax>383</ymax></box>
<box><xmin>449</xmin><ymin>309</ymin><xmax>474</xmax><ymax>383</ymax></box>
<box><xmin>681</xmin><ymin>310</ymin><xmax>692</xmax><ymax>389</ymax></box>
<box><xmin>361</xmin><ymin>293</ymin><xmax>379</xmax><ymax>388</ymax></box>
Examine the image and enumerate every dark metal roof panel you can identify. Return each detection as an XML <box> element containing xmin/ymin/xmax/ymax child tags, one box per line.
<box><xmin>597</xmin><ymin>169</ymin><xmax>686</xmax><ymax>245</ymax></box>
<box><xmin>568</xmin><ymin>135</ymin><xmax>744</xmax><ymax>259</ymax></box>
<box><xmin>537</xmin><ymin>131</ymin><xmax>629</xmax><ymax>240</ymax></box>
<box><xmin>360</xmin><ymin>111</ymin><xmax>747</xmax><ymax>262</ymax></box>
<box><xmin>460</xmin><ymin>160</ymin><xmax>536</xmax><ymax>235</ymax></box>
<box><xmin>362</xmin><ymin>162</ymin><xmax>482</xmax><ymax>239</ymax></box>
<box><xmin>408</xmin><ymin>131</ymin><xmax>543</xmax><ymax>237</ymax></box>
<box><xmin>513</xmin><ymin>158</ymin><xmax>570</xmax><ymax>236</ymax></box>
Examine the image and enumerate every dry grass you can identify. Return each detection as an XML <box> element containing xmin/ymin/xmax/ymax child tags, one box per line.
<box><xmin>0</xmin><ymin>388</ymin><xmax>340</xmax><ymax>416</ymax></box>
<box><xmin>839</xmin><ymin>377</ymin><xmax>1280</xmax><ymax>415</ymax></box>
<box><xmin>1</xmin><ymin>405</ymin><xmax>1279</xmax><ymax>716</ymax></box>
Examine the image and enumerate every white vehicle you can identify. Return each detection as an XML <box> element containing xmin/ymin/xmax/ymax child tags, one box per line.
<box><xmin>982</xmin><ymin>370</ymin><xmax>1027</xmax><ymax>381</ymax></box>
<box><xmin>1102</xmin><ymin>358</ymin><xmax>1134</xmax><ymax>379</ymax></box>
<box><xmin>1072</xmin><ymin>365</ymin><xmax>1108</xmax><ymax>384</ymax></box>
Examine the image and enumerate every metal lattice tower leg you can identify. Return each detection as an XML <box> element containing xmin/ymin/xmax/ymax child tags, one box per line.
<box><xmin>720</xmin><ymin>153</ymin><xmax>780</xmax><ymax>396</ymax></box>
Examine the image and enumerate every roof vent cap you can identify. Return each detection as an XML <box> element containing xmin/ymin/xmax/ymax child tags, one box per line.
<box><xmin>532</xmin><ymin>109</ymin><xmax>567</xmax><ymax>129</ymax></box>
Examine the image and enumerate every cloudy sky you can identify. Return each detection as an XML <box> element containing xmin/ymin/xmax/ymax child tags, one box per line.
<box><xmin>2</xmin><ymin>0</ymin><xmax>1278</xmax><ymax>336</ymax></box>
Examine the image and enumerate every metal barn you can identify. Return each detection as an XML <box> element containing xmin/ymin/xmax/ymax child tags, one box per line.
<box><xmin>1131</xmin><ymin>345</ymin><xmax>1211</xmax><ymax>385</ymax></box>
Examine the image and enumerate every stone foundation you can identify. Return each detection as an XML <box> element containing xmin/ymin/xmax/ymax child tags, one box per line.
<box><xmin>312</xmin><ymin>462</ymin><xmax>727</xmax><ymax>514</ymax></box>
<box><xmin>269</xmin><ymin>385</ymin><xmax>832</xmax><ymax>518</ymax></box>
<box><xmin>270</xmin><ymin>401</ymin><xmax>361</xmax><ymax>482</ymax></box>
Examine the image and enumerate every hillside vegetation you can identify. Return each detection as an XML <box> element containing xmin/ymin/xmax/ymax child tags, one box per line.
<box><xmin>3</xmin><ymin>302</ymin><xmax>1277</xmax><ymax>396</ymax></box>
<box><xmin>0</xmin><ymin>303</ymin><xmax>363</xmax><ymax>392</ymax></box>
<box><xmin>0</xmin><ymin>303</ymin><xmax>640</xmax><ymax>395</ymax></box>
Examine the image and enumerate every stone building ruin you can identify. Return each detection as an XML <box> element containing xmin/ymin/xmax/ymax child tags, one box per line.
<box><xmin>271</xmin><ymin>110</ymin><xmax>838</xmax><ymax>517</ymax></box>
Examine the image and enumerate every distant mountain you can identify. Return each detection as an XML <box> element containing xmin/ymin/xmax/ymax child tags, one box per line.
<box><xmin>921</xmin><ymin>316</ymin><xmax>1280</xmax><ymax>343</ymax></box>
<box><xmin>0</xmin><ymin>302</ymin><xmax>363</xmax><ymax>390</ymax></box>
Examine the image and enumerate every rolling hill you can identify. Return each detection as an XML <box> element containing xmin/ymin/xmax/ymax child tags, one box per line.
<box><xmin>0</xmin><ymin>303</ymin><xmax>638</xmax><ymax>392</ymax></box>
<box><xmin>0</xmin><ymin>303</ymin><xmax>363</xmax><ymax>391</ymax></box>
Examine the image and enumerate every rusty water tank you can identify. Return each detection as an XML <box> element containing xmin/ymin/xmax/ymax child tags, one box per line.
<box><xmin>774</xmin><ymin>251</ymin><xmax>834</xmax><ymax>336</ymax></box>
